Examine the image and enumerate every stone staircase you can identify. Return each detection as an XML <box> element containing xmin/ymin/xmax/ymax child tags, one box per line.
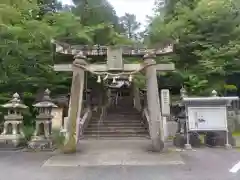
<box><xmin>83</xmin><ymin>105</ymin><xmax>149</xmax><ymax>139</ymax></box>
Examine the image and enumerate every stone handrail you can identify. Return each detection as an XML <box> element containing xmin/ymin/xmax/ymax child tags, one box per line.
<box><xmin>141</xmin><ymin>107</ymin><xmax>150</xmax><ymax>134</ymax></box>
<box><xmin>143</xmin><ymin>108</ymin><xmax>150</xmax><ymax>123</ymax></box>
<box><xmin>77</xmin><ymin>107</ymin><xmax>92</xmax><ymax>138</ymax></box>
<box><xmin>99</xmin><ymin>105</ymin><xmax>107</xmax><ymax>123</ymax></box>
<box><xmin>136</xmin><ymin>89</ymin><xmax>150</xmax><ymax>132</ymax></box>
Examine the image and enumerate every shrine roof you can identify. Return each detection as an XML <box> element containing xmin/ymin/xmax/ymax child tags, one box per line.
<box><xmin>52</xmin><ymin>95</ymin><xmax>69</xmax><ymax>107</ymax></box>
<box><xmin>182</xmin><ymin>96</ymin><xmax>239</xmax><ymax>106</ymax></box>
<box><xmin>183</xmin><ymin>96</ymin><xmax>238</xmax><ymax>102</ymax></box>
<box><xmin>107</xmin><ymin>81</ymin><xmax>130</xmax><ymax>89</ymax></box>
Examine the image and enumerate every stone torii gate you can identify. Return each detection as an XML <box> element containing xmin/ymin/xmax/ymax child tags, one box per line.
<box><xmin>52</xmin><ymin>41</ymin><xmax>175</xmax><ymax>153</ymax></box>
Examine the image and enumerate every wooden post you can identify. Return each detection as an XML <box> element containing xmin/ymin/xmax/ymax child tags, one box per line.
<box><xmin>144</xmin><ymin>54</ymin><xmax>164</xmax><ymax>152</ymax></box>
<box><xmin>62</xmin><ymin>57</ymin><xmax>86</xmax><ymax>153</ymax></box>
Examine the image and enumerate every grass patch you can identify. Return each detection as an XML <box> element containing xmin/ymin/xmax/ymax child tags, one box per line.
<box><xmin>52</xmin><ymin>129</ymin><xmax>65</xmax><ymax>149</ymax></box>
<box><xmin>232</xmin><ymin>131</ymin><xmax>240</xmax><ymax>137</ymax></box>
<box><xmin>199</xmin><ymin>135</ymin><xmax>206</xmax><ymax>144</ymax></box>
<box><xmin>167</xmin><ymin>136</ymin><xmax>175</xmax><ymax>140</ymax></box>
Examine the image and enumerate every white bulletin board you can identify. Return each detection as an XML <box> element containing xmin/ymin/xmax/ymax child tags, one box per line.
<box><xmin>187</xmin><ymin>106</ymin><xmax>227</xmax><ymax>131</ymax></box>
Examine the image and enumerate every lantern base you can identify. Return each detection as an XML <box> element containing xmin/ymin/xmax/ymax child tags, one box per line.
<box><xmin>0</xmin><ymin>134</ymin><xmax>25</xmax><ymax>150</ymax></box>
<box><xmin>28</xmin><ymin>136</ymin><xmax>56</xmax><ymax>151</ymax></box>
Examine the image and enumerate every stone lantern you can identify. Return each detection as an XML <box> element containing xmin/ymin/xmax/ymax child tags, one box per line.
<box><xmin>28</xmin><ymin>89</ymin><xmax>57</xmax><ymax>150</ymax></box>
<box><xmin>180</xmin><ymin>87</ymin><xmax>187</xmax><ymax>99</ymax></box>
<box><xmin>85</xmin><ymin>89</ymin><xmax>92</xmax><ymax>107</ymax></box>
<box><xmin>211</xmin><ymin>90</ymin><xmax>218</xmax><ymax>97</ymax></box>
<box><xmin>0</xmin><ymin>93</ymin><xmax>27</xmax><ymax>149</ymax></box>
<box><xmin>140</xmin><ymin>88</ymin><xmax>147</xmax><ymax>108</ymax></box>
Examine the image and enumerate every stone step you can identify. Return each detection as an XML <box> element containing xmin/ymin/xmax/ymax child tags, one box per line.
<box><xmin>83</xmin><ymin>134</ymin><xmax>149</xmax><ymax>138</ymax></box>
<box><xmin>107</xmin><ymin>111</ymin><xmax>140</xmax><ymax>115</ymax></box>
<box><xmin>93</xmin><ymin>115</ymin><xmax>141</xmax><ymax>118</ymax></box>
<box><xmin>92</xmin><ymin>116</ymin><xmax>141</xmax><ymax>120</ymax></box>
<box><xmin>106</xmin><ymin>113</ymin><xmax>141</xmax><ymax>116</ymax></box>
<box><xmin>104</xmin><ymin>117</ymin><xmax>141</xmax><ymax>120</ymax></box>
<box><xmin>81</xmin><ymin>136</ymin><xmax>150</xmax><ymax>140</ymax></box>
<box><xmin>91</xmin><ymin>120</ymin><xmax>142</xmax><ymax>124</ymax></box>
<box><xmin>84</xmin><ymin>108</ymin><xmax>149</xmax><ymax>138</ymax></box>
<box><xmin>93</xmin><ymin>113</ymin><xmax>140</xmax><ymax>117</ymax></box>
<box><xmin>88</xmin><ymin>122</ymin><xmax>145</xmax><ymax>127</ymax></box>
<box><xmin>107</xmin><ymin>107</ymin><xmax>138</xmax><ymax>110</ymax></box>
<box><xmin>84</xmin><ymin>129</ymin><xmax>147</xmax><ymax>134</ymax></box>
<box><xmin>102</xmin><ymin>116</ymin><xmax>141</xmax><ymax>119</ymax></box>
<box><xmin>84</xmin><ymin>127</ymin><xmax>147</xmax><ymax>133</ymax></box>
<box><xmin>86</xmin><ymin>126</ymin><xmax>146</xmax><ymax>130</ymax></box>
<box><xmin>90</xmin><ymin>118</ymin><xmax>144</xmax><ymax>122</ymax></box>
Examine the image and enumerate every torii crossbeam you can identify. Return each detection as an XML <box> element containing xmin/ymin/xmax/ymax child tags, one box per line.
<box><xmin>52</xmin><ymin>40</ymin><xmax>175</xmax><ymax>153</ymax></box>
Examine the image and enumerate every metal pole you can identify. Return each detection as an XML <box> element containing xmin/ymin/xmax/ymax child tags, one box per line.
<box><xmin>226</xmin><ymin>129</ymin><xmax>229</xmax><ymax>145</ymax></box>
<box><xmin>225</xmin><ymin>105</ymin><xmax>232</xmax><ymax>149</ymax></box>
<box><xmin>184</xmin><ymin>104</ymin><xmax>192</xmax><ymax>150</ymax></box>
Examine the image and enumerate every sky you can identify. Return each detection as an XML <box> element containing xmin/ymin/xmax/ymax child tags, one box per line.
<box><xmin>59</xmin><ymin>0</ymin><xmax>155</xmax><ymax>26</ymax></box>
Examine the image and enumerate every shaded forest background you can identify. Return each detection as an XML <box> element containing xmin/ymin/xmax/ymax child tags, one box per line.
<box><xmin>1</xmin><ymin>0</ymin><xmax>240</xmax><ymax>121</ymax></box>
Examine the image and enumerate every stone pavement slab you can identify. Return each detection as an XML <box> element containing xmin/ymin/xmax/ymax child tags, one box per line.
<box><xmin>43</xmin><ymin>139</ymin><xmax>184</xmax><ymax>167</ymax></box>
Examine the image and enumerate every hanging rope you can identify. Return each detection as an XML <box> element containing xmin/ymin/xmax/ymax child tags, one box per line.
<box><xmin>72</xmin><ymin>61</ymin><xmax>155</xmax><ymax>77</ymax></box>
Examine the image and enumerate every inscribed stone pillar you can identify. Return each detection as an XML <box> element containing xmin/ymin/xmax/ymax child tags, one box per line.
<box><xmin>162</xmin><ymin>116</ymin><xmax>168</xmax><ymax>140</ymax></box>
<box><xmin>144</xmin><ymin>54</ymin><xmax>164</xmax><ymax>152</ymax></box>
<box><xmin>63</xmin><ymin>57</ymin><xmax>86</xmax><ymax>153</ymax></box>
<box><xmin>133</xmin><ymin>83</ymin><xmax>142</xmax><ymax>112</ymax></box>
<box><xmin>51</xmin><ymin>107</ymin><xmax>63</xmax><ymax>131</ymax></box>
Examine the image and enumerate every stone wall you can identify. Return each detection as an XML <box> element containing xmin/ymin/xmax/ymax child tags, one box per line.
<box><xmin>167</xmin><ymin>121</ymin><xmax>178</xmax><ymax>137</ymax></box>
<box><xmin>51</xmin><ymin>107</ymin><xmax>63</xmax><ymax>131</ymax></box>
<box><xmin>228</xmin><ymin>110</ymin><xmax>240</xmax><ymax>132</ymax></box>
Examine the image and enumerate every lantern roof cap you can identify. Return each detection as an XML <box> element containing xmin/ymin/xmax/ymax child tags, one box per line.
<box><xmin>33</xmin><ymin>89</ymin><xmax>57</xmax><ymax>108</ymax></box>
<box><xmin>211</xmin><ymin>90</ymin><xmax>218</xmax><ymax>97</ymax></box>
<box><xmin>2</xmin><ymin>93</ymin><xmax>28</xmax><ymax>109</ymax></box>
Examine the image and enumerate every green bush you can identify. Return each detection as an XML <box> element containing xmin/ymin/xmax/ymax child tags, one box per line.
<box><xmin>22</xmin><ymin>126</ymin><xmax>34</xmax><ymax>142</ymax></box>
<box><xmin>52</xmin><ymin>129</ymin><xmax>65</xmax><ymax>148</ymax></box>
<box><xmin>224</xmin><ymin>84</ymin><xmax>237</xmax><ymax>91</ymax></box>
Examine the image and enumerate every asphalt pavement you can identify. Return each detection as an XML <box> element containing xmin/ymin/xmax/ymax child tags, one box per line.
<box><xmin>0</xmin><ymin>140</ymin><xmax>239</xmax><ymax>180</ymax></box>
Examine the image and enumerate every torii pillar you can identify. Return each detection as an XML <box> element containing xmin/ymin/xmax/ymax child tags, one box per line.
<box><xmin>62</xmin><ymin>56</ymin><xmax>86</xmax><ymax>153</ymax></box>
<box><xmin>144</xmin><ymin>53</ymin><xmax>164</xmax><ymax>151</ymax></box>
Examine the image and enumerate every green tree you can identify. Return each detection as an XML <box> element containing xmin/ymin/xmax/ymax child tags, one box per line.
<box><xmin>148</xmin><ymin>0</ymin><xmax>240</xmax><ymax>94</ymax></box>
<box><xmin>0</xmin><ymin>0</ymin><xmax>132</xmax><ymax>102</ymax></box>
<box><xmin>37</xmin><ymin>0</ymin><xmax>62</xmax><ymax>16</ymax></box>
<box><xmin>72</xmin><ymin>0</ymin><xmax>127</xmax><ymax>45</ymax></box>
<box><xmin>0</xmin><ymin>0</ymin><xmax>95</xmax><ymax>100</ymax></box>
<box><xmin>72</xmin><ymin>0</ymin><xmax>118</xmax><ymax>25</ymax></box>
<box><xmin>119</xmin><ymin>13</ymin><xmax>141</xmax><ymax>40</ymax></box>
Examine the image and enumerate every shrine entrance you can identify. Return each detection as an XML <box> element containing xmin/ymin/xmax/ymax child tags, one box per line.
<box><xmin>107</xmin><ymin>80</ymin><xmax>133</xmax><ymax>108</ymax></box>
<box><xmin>52</xmin><ymin>40</ymin><xmax>175</xmax><ymax>153</ymax></box>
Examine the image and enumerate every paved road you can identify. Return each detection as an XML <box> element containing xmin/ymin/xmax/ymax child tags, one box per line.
<box><xmin>0</xmin><ymin>140</ymin><xmax>240</xmax><ymax>180</ymax></box>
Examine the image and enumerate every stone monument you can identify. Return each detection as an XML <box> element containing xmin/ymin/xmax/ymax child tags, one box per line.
<box><xmin>173</xmin><ymin>88</ymin><xmax>201</xmax><ymax>149</ymax></box>
<box><xmin>161</xmin><ymin>89</ymin><xmax>171</xmax><ymax>140</ymax></box>
<box><xmin>0</xmin><ymin>93</ymin><xmax>27</xmax><ymax>149</ymax></box>
<box><xmin>28</xmin><ymin>89</ymin><xmax>57</xmax><ymax>150</ymax></box>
